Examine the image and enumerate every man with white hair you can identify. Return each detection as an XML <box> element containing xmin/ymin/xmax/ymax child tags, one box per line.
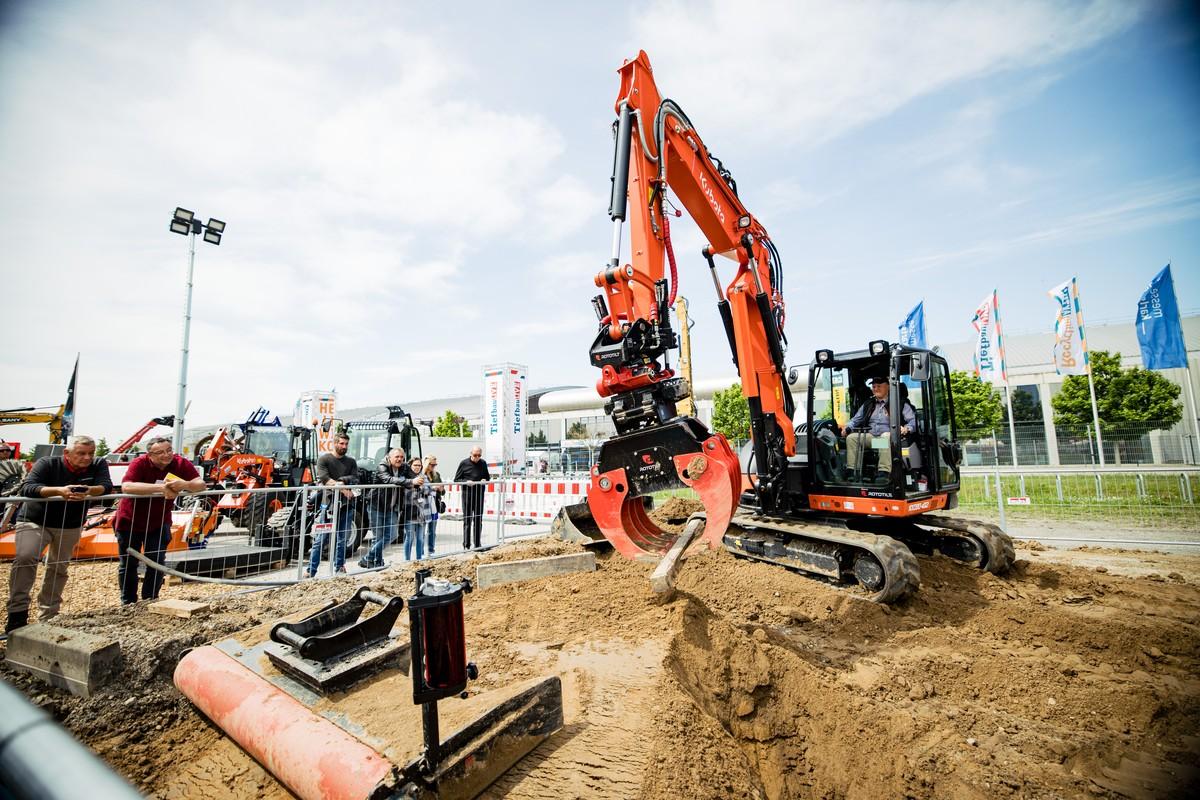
<box><xmin>5</xmin><ymin>436</ymin><xmax>112</xmax><ymax>633</ymax></box>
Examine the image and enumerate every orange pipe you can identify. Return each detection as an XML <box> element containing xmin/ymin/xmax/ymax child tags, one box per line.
<box><xmin>174</xmin><ymin>646</ymin><xmax>395</xmax><ymax>800</ymax></box>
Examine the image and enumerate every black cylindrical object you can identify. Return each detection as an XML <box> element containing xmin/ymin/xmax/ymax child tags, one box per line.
<box><xmin>608</xmin><ymin>103</ymin><xmax>633</xmax><ymax>222</ymax></box>
<box><xmin>408</xmin><ymin>571</ymin><xmax>473</xmax><ymax>705</ymax></box>
<box><xmin>0</xmin><ymin>680</ymin><xmax>142</xmax><ymax>800</ymax></box>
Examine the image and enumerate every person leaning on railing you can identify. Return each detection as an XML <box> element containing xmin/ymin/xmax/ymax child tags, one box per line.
<box><xmin>114</xmin><ymin>436</ymin><xmax>205</xmax><ymax>606</ymax></box>
<box><xmin>359</xmin><ymin>448</ymin><xmax>423</xmax><ymax>569</ymax></box>
<box><xmin>5</xmin><ymin>436</ymin><xmax>112</xmax><ymax>634</ymax></box>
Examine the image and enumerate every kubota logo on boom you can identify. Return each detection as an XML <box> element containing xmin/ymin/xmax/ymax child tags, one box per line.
<box><xmin>699</xmin><ymin>174</ymin><xmax>725</xmax><ymax>225</ymax></box>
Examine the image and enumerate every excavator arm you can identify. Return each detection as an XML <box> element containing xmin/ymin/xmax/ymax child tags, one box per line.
<box><xmin>112</xmin><ymin>415</ymin><xmax>175</xmax><ymax>455</ymax></box>
<box><xmin>586</xmin><ymin>51</ymin><xmax>796</xmax><ymax>558</ymax></box>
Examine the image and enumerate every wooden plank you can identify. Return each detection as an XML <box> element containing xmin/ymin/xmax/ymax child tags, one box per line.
<box><xmin>148</xmin><ymin>599</ymin><xmax>211</xmax><ymax>618</ymax></box>
<box><xmin>650</xmin><ymin>517</ymin><xmax>704</xmax><ymax>596</ymax></box>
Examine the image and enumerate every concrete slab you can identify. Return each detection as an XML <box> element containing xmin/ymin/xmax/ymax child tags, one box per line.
<box><xmin>149</xmin><ymin>599</ymin><xmax>211</xmax><ymax>618</ymax></box>
<box><xmin>476</xmin><ymin>552</ymin><xmax>596</xmax><ymax>590</ymax></box>
<box><xmin>4</xmin><ymin>624</ymin><xmax>122</xmax><ymax>698</ymax></box>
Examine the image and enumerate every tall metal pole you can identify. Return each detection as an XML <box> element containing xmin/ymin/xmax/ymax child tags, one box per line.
<box><xmin>173</xmin><ymin>229</ymin><xmax>197</xmax><ymax>451</ymax></box>
<box><xmin>1086</xmin><ymin>370</ymin><xmax>1105</xmax><ymax>466</ymax></box>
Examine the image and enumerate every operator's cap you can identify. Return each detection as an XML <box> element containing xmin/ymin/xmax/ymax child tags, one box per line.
<box><xmin>869</xmin><ymin>375</ymin><xmax>888</xmax><ymax>385</ymax></box>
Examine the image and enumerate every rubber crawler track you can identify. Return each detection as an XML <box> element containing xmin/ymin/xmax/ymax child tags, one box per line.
<box><xmin>729</xmin><ymin>515</ymin><xmax>921</xmax><ymax>604</ymax></box>
<box><xmin>916</xmin><ymin>515</ymin><xmax>1016</xmax><ymax>575</ymax></box>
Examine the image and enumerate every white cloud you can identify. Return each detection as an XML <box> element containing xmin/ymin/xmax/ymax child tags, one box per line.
<box><xmin>631</xmin><ymin>0</ymin><xmax>1140</xmax><ymax>147</ymax></box>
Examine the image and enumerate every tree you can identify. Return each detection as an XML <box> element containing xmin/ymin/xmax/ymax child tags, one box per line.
<box><xmin>949</xmin><ymin>371</ymin><xmax>1003</xmax><ymax>436</ymax></box>
<box><xmin>432</xmin><ymin>410</ymin><xmax>470</xmax><ymax>438</ymax></box>
<box><xmin>565</xmin><ymin>421</ymin><xmax>589</xmax><ymax>440</ymax></box>
<box><xmin>1008</xmin><ymin>388</ymin><xmax>1043</xmax><ymax>424</ymax></box>
<box><xmin>527</xmin><ymin>429</ymin><xmax>548</xmax><ymax>446</ymax></box>
<box><xmin>95</xmin><ymin>437</ymin><xmax>110</xmax><ymax>458</ymax></box>
<box><xmin>1052</xmin><ymin>350</ymin><xmax>1182</xmax><ymax>439</ymax></box>
<box><xmin>712</xmin><ymin>383</ymin><xmax>751</xmax><ymax>440</ymax></box>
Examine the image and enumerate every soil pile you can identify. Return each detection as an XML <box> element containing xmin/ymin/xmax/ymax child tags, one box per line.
<box><xmin>3</xmin><ymin>536</ymin><xmax>1199</xmax><ymax>799</ymax></box>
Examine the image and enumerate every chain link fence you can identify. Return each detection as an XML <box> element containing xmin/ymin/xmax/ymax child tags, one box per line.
<box><xmin>960</xmin><ymin>421</ymin><xmax>1198</xmax><ymax>467</ymax></box>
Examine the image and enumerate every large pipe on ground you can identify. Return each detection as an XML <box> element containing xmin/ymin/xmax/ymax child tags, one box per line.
<box><xmin>174</xmin><ymin>645</ymin><xmax>395</xmax><ymax>800</ymax></box>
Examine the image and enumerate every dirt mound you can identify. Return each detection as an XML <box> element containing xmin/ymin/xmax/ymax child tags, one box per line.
<box><xmin>647</xmin><ymin>495</ymin><xmax>705</xmax><ymax>533</ymax></box>
<box><xmin>3</xmin><ymin>536</ymin><xmax>1199</xmax><ymax>799</ymax></box>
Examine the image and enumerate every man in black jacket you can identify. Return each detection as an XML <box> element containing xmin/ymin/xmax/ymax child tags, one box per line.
<box><xmin>5</xmin><ymin>436</ymin><xmax>112</xmax><ymax>633</ymax></box>
<box><xmin>454</xmin><ymin>447</ymin><xmax>490</xmax><ymax>550</ymax></box>
<box><xmin>359</xmin><ymin>448</ymin><xmax>423</xmax><ymax>568</ymax></box>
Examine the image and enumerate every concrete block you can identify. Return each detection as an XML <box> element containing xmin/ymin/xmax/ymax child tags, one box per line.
<box><xmin>476</xmin><ymin>552</ymin><xmax>596</xmax><ymax>590</ymax></box>
<box><xmin>149</xmin><ymin>599</ymin><xmax>210</xmax><ymax>618</ymax></box>
<box><xmin>4</xmin><ymin>624</ymin><xmax>122</xmax><ymax>698</ymax></box>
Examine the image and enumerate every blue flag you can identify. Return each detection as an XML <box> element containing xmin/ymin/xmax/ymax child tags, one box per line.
<box><xmin>898</xmin><ymin>301</ymin><xmax>926</xmax><ymax>349</ymax></box>
<box><xmin>1136</xmin><ymin>265</ymin><xmax>1187</xmax><ymax>370</ymax></box>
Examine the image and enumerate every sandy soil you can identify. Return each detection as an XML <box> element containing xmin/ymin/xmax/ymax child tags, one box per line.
<box><xmin>2</xmin><ymin>534</ymin><xmax>1199</xmax><ymax>799</ymax></box>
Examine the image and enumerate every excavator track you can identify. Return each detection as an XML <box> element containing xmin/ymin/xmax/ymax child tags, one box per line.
<box><xmin>726</xmin><ymin>513</ymin><xmax>921</xmax><ymax>604</ymax></box>
<box><xmin>911</xmin><ymin>515</ymin><xmax>1016</xmax><ymax>575</ymax></box>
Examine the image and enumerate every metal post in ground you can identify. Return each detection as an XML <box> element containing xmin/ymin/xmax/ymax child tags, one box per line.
<box><xmin>1056</xmin><ymin>474</ymin><xmax>1063</xmax><ymax>502</ymax></box>
<box><xmin>329</xmin><ymin>489</ymin><xmax>340</xmax><ymax>577</ymax></box>
<box><xmin>497</xmin><ymin>479</ymin><xmax>507</xmax><ymax>545</ymax></box>
<box><xmin>995</xmin><ymin>470</ymin><xmax>1007</xmax><ymax>532</ymax></box>
<box><xmin>297</xmin><ymin>489</ymin><xmax>309</xmax><ymax>580</ymax></box>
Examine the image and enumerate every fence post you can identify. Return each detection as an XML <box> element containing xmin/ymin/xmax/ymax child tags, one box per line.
<box><xmin>994</xmin><ymin>470</ymin><xmax>1006</xmax><ymax>532</ymax></box>
<box><xmin>1136</xmin><ymin>473</ymin><xmax>1147</xmax><ymax>500</ymax></box>
<box><xmin>983</xmin><ymin>473</ymin><xmax>990</xmax><ymax>499</ymax></box>
<box><xmin>1055</xmin><ymin>474</ymin><xmax>1063</xmax><ymax>502</ymax></box>
<box><xmin>328</xmin><ymin>489</ymin><xmax>340</xmax><ymax>577</ymax></box>
<box><xmin>1095</xmin><ymin>473</ymin><xmax>1104</xmax><ymax>502</ymax></box>
<box><xmin>1019</xmin><ymin>474</ymin><xmax>1027</xmax><ymax>497</ymax></box>
<box><xmin>296</xmin><ymin>488</ymin><xmax>309</xmax><ymax>580</ymax></box>
<box><xmin>1182</xmin><ymin>473</ymin><xmax>1194</xmax><ymax>505</ymax></box>
<box><xmin>497</xmin><ymin>479</ymin><xmax>507</xmax><ymax>545</ymax></box>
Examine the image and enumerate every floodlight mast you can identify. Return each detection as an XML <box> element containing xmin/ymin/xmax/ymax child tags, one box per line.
<box><xmin>169</xmin><ymin>208</ymin><xmax>224</xmax><ymax>452</ymax></box>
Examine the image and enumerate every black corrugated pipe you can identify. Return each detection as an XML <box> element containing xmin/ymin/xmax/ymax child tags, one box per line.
<box><xmin>0</xmin><ymin>679</ymin><xmax>143</xmax><ymax>800</ymax></box>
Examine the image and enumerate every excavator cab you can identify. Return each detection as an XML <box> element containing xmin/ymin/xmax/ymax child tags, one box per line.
<box><xmin>805</xmin><ymin>343</ymin><xmax>960</xmax><ymax>509</ymax></box>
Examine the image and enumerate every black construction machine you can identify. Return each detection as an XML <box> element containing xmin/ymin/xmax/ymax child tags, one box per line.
<box><xmin>564</xmin><ymin>51</ymin><xmax>1013</xmax><ymax>602</ymax></box>
<box><xmin>261</xmin><ymin>406</ymin><xmax>423</xmax><ymax>559</ymax></box>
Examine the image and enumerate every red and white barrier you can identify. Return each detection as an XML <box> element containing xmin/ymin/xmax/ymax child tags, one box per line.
<box><xmin>439</xmin><ymin>479</ymin><xmax>586</xmax><ymax>521</ymax></box>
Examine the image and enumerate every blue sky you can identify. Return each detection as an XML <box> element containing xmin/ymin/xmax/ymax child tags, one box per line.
<box><xmin>0</xmin><ymin>0</ymin><xmax>1197</xmax><ymax>446</ymax></box>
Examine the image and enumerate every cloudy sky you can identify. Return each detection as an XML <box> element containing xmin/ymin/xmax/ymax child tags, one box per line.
<box><xmin>1</xmin><ymin>0</ymin><xmax>1197</xmax><ymax>446</ymax></box>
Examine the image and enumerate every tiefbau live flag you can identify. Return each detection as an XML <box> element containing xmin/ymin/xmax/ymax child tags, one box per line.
<box><xmin>1048</xmin><ymin>278</ymin><xmax>1088</xmax><ymax>376</ymax></box>
<box><xmin>971</xmin><ymin>290</ymin><xmax>1007</xmax><ymax>387</ymax></box>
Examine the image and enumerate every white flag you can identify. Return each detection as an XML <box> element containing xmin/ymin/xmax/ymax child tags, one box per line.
<box><xmin>1048</xmin><ymin>278</ymin><xmax>1088</xmax><ymax>376</ymax></box>
<box><xmin>971</xmin><ymin>290</ymin><xmax>1008</xmax><ymax>388</ymax></box>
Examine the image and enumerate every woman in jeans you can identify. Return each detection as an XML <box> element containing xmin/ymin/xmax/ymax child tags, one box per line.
<box><xmin>402</xmin><ymin>457</ymin><xmax>432</xmax><ymax>561</ymax></box>
<box><xmin>423</xmin><ymin>456</ymin><xmax>444</xmax><ymax>555</ymax></box>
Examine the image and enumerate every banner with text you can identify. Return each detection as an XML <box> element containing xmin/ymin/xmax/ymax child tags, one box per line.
<box><xmin>1136</xmin><ymin>264</ymin><xmax>1188</xmax><ymax>370</ymax></box>
<box><xmin>1048</xmin><ymin>277</ymin><xmax>1088</xmax><ymax>375</ymax></box>
<box><xmin>294</xmin><ymin>390</ymin><xmax>337</xmax><ymax>454</ymax></box>
<box><xmin>482</xmin><ymin>363</ymin><xmax>528</xmax><ymax>475</ymax></box>
<box><xmin>971</xmin><ymin>290</ymin><xmax>1008</xmax><ymax>387</ymax></box>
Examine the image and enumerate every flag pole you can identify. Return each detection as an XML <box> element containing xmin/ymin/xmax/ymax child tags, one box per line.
<box><xmin>1085</xmin><ymin>369</ymin><xmax>1105</xmax><ymax>466</ymax></box>
<box><xmin>1004</xmin><ymin>383</ymin><xmax>1019</xmax><ymax>467</ymax></box>
<box><xmin>1074</xmin><ymin>278</ymin><xmax>1106</xmax><ymax>467</ymax></box>
<box><xmin>1173</xmin><ymin>282</ymin><xmax>1200</xmax><ymax>463</ymax></box>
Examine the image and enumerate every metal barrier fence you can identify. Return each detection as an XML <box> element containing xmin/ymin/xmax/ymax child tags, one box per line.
<box><xmin>956</xmin><ymin>467</ymin><xmax>1200</xmax><ymax>531</ymax></box>
<box><xmin>960</xmin><ymin>422</ymin><xmax>1198</xmax><ymax>467</ymax></box>
<box><xmin>0</xmin><ymin>477</ymin><xmax>557</xmax><ymax>630</ymax></box>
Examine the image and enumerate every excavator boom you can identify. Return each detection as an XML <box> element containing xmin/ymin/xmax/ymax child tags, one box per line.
<box><xmin>585</xmin><ymin>51</ymin><xmax>794</xmax><ymax>558</ymax></box>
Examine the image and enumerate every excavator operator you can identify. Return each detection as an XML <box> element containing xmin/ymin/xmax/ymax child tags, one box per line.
<box><xmin>842</xmin><ymin>376</ymin><xmax>914</xmax><ymax>476</ymax></box>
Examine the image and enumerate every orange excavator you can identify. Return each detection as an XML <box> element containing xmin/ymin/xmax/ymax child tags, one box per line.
<box><xmin>580</xmin><ymin>52</ymin><xmax>1012</xmax><ymax>602</ymax></box>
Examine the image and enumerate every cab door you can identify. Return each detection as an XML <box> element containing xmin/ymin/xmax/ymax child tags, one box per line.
<box><xmin>926</xmin><ymin>358</ymin><xmax>960</xmax><ymax>490</ymax></box>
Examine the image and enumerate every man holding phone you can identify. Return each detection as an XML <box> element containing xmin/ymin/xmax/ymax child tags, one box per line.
<box><xmin>5</xmin><ymin>435</ymin><xmax>112</xmax><ymax>633</ymax></box>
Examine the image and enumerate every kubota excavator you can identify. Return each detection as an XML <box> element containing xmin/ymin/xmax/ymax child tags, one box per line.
<box><xmin>578</xmin><ymin>51</ymin><xmax>1013</xmax><ymax>602</ymax></box>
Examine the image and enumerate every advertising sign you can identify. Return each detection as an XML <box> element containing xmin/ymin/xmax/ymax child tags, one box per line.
<box><xmin>1048</xmin><ymin>278</ymin><xmax>1088</xmax><ymax>376</ymax></box>
<box><xmin>294</xmin><ymin>390</ymin><xmax>337</xmax><ymax>454</ymax></box>
<box><xmin>971</xmin><ymin>290</ymin><xmax>1008</xmax><ymax>388</ymax></box>
<box><xmin>482</xmin><ymin>363</ymin><xmax>527</xmax><ymax>475</ymax></box>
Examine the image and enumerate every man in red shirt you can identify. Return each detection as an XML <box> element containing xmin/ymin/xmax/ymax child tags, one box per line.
<box><xmin>115</xmin><ymin>437</ymin><xmax>205</xmax><ymax>605</ymax></box>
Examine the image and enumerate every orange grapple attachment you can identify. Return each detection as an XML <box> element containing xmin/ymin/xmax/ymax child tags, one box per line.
<box><xmin>586</xmin><ymin>434</ymin><xmax>741</xmax><ymax>560</ymax></box>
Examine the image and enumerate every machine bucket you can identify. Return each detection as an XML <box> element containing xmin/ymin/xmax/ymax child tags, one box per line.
<box><xmin>586</xmin><ymin>433</ymin><xmax>740</xmax><ymax>559</ymax></box>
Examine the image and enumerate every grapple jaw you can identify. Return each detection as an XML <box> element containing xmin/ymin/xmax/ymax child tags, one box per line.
<box><xmin>586</xmin><ymin>419</ymin><xmax>741</xmax><ymax>560</ymax></box>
